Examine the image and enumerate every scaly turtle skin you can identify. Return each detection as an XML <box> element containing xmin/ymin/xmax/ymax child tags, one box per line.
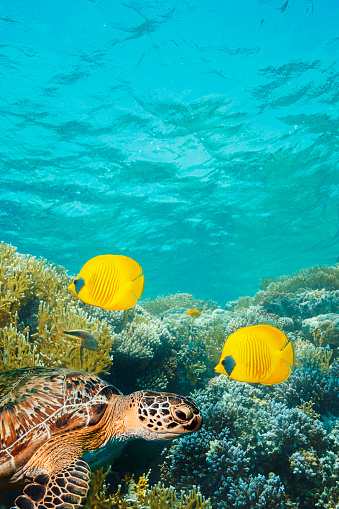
<box><xmin>0</xmin><ymin>367</ymin><xmax>202</xmax><ymax>509</ymax></box>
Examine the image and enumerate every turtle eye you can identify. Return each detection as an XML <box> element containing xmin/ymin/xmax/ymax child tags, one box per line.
<box><xmin>171</xmin><ymin>405</ymin><xmax>194</xmax><ymax>422</ymax></box>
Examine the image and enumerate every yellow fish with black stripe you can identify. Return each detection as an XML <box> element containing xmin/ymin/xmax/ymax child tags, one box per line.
<box><xmin>68</xmin><ymin>254</ymin><xmax>144</xmax><ymax>310</ymax></box>
<box><xmin>215</xmin><ymin>324</ymin><xmax>295</xmax><ymax>385</ymax></box>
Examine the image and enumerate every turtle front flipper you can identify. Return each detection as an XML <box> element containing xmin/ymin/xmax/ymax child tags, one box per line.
<box><xmin>12</xmin><ymin>459</ymin><xmax>91</xmax><ymax>509</ymax></box>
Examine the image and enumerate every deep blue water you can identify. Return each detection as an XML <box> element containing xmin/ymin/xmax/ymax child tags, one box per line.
<box><xmin>0</xmin><ymin>0</ymin><xmax>338</xmax><ymax>305</ymax></box>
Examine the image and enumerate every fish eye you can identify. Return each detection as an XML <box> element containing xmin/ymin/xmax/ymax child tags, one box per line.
<box><xmin>171</xmin><ymin>405</ymin><xmax>194</xmax><ymax>422</ymax></box>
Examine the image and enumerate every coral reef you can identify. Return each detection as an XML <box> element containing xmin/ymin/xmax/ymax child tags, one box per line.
<box><xmin>2</xmin><ymin>243</ymin><xmax>339</xmax><ymax>508</ymax></box>
<box><xmin>84</xmin><ymin>468</ymin><xmax>211</xmax><ymax>508</ymax></box>
<box><xmin>0</xmin><ymin>242</ymin><xmax>114</xmax><ymax>374</ymax></box>
<box><xmin>160</xmin><ymin>373</ymin><xmax>339</xmax><ymax>508</ymax></box>
<box><xmin>259</xmin><ymin>265</ymin><xmax>339</xmax><ymax>293</ymax></box>
<box><xmin>142</xmin><ymin>292</ymin><xmax>218</xmax><ymax>316</ymax></box>
<box><xmin>0</xmin><ymin>242</ymin><xmax>213</xmax><ymax>509</ymax></box>
<box><xmin>157</xmin><ymin>262</ymin><xmax>339</xmax><ymax>508</ymax></box>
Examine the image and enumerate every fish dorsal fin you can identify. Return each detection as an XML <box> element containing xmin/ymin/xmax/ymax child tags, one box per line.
<box><xmin>117</xmin><ymin>255</ymin><xmax>143</xmax><ymax>284</ymax></box>
<box><xmin>250</xmin><ymin>324</ymin><xmax>288</xmax><ymax>351</ymax></box>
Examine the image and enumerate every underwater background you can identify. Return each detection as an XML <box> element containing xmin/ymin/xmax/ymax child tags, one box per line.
<box><xmin>0</xmin><ymin>0</ymin><xmax>339</xmax><ymax>304</ymax></box>
<box><xmin>1</xmin><ymin>0</ymin><xmax>339</xmax><ymax>508</ymax></box>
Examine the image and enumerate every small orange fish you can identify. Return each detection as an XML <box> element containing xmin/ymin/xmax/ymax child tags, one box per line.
<box><xmin>186</xmin><ymin>309</ymin><xmax>201</xmax><ymax>318</ymax></box>
<box><xmin>215</xmin><ymin>324</ymin><xmax>295</xmax><ymax>385</ymax></box>
<box><xmin>58</xmin><ymin>325</ymin><xmax>98</xmax><ymax>351</ymax></box>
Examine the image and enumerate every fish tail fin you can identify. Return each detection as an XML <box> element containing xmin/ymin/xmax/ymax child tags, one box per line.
<box><xmin>282</xmin><ymin>340</ymin><xmax>295</xmax><ymax>368</ymax></box>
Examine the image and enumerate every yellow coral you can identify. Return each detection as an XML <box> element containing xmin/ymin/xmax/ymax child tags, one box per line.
<box><xmin>0</xmin><ymin>323</ymin><xmax>38</xmax><ymax>371</ymax></box>
<box><xmin>85</xmin><ymin>467</ymin><xmax>114</xmax><ymax>509</ymax></box>
<box><xmin>134</xmin><ymin>471</ymin><xmax>150</xmax><ymax>503</ymax></box>
<box><xmin>297</xmin><ymin>401</ymin><xmax>320</xmax><ymax>420</ymax></box>
<box><xmin>0</xmin><ymin>242</ymin><xmax>114</xmax><ymax>374</ymax></box>
<box><xmin>84</xmin><ymin>469</ymin><xmax>211</xmax><ymax>509</ymax></box>
<box><xmin>32</xmin><ymin>300</ymin><xmax>113</xmax><ymax>374</ymax></box>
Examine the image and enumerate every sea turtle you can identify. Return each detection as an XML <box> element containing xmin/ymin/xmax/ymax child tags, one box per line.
<box><xmin>0</xmin><ymin>366</ymin><xmax>202</xmax><ymax>509</ymax></box>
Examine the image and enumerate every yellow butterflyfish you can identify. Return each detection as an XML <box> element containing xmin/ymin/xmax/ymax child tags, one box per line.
<box><xmin>68</xmin><ymin>254</ymin><xmax>144</xmax><ymax>310</ymax></box>
<box><xmin>215</xmin><ymin>324</ymin><xmax>295</xmax><ymax>385</ymax></box>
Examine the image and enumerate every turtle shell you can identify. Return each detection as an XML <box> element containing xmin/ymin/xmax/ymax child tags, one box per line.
<box><xmin>0</xmin><ymin>367</ymin><xmax>121</xmax><ymax>482</ymax></box>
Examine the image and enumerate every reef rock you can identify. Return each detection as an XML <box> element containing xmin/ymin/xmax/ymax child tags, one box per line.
<box><xmin>302</xmin><ymin>313</ymin><xmax>339</xmax><ymax>344</ymax></box>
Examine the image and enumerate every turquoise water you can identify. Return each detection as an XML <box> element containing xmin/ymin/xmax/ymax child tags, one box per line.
<box><xmin>0</xmin><ymin>0</ymin><xmax>338</xmax><ymax>304</ymax></box>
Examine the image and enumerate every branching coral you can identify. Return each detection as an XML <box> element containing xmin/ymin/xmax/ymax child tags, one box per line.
<box><xmin>31</xmin><ymin>300</ymin><xmax>114</xmax><ymax>374</ymax></box>
<box><xmin>160</xmin><ymin>423</ymin><xmax>287</xmax><ymax>508</ymax></box>
<box><xmin>225</xmin><ymin>306</ymin><xmax>280</xmax><ymax>336</ymax></box>
<box><xmin>142</xmin><ymin>292</ymin><xmax>218</xmax><ymax>316</ymax></box>
<box><xmin>112</xmin><ymin>320</ymin><xmax>167</xmax><ymax>360</ymax></box>
<box><xmin>294</xmin><ymin>337</ymin><xmax>332</xmax><ymax>371</ymax></box>
<box><xmin>259</xmin><ymin>265</ymin><xmax>339</xmax><ymax>293</ymax></box>
<box><xmin>160</xmin><ymin>371</ymin><xmax>339</xmax><ymax>508</ymax></box>
<box><xmin>0</xmin><ymin>322</ymin><xmax>38</xmax><ymax>370</ymax></box>
<box><xmin>84</xmin><ymin>467</ymin><xmax>211</xmax><ymax>509</ymax></box>
<box><xmin>302</xmin><ymin>314</ymin><xmax>339</xmax><ymax>360</ymax></box>
<box><xmin>272</xmin><ymin>367</ymin><xmax>339</xmax><ymax>417</ymax></box>
<box><xmin>0</xmin><ymin>242</ymin><xmax>114</xmax><ymax>374</ymax></box>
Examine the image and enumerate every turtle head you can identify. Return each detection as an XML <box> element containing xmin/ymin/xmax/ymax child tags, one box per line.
<box><xmin>118</xmin><ymin>390</ymin><xmax>202</xmax><ymax>440</ymax></box>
